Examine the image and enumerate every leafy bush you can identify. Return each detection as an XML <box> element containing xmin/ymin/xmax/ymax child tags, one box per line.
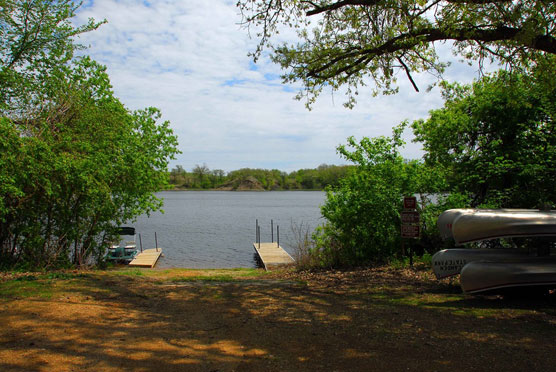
<box><xmin>313</xmin><ymin>125</ymin><xmax>445</xmax><ymax>266</ymax></box>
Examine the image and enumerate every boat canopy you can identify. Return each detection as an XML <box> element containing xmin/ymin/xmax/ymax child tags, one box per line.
<box><xmin>117</xmin><ymin>227</ymin><xmax>135</xmax><ymax>236</ymax></box>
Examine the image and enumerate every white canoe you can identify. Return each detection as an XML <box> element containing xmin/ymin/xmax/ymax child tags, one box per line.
<box><xmin>437</xmin><ymin>209</ymin><xmax>535</xmax><ymax>241</ymax></box>
<box><xmin>437</xmin><ymin>209</ymin><xmax>476</xmax><ymax>240</ymax></box>
<box><xmin>431</xmin><ymin>248</ymin><xmax>530</xmax><ymax>279</ymax></box>
<box><xmin>460</xmin><ymin>259</ymin><xmax>556</xmax><ymax>293</ymax></box>
<box><xmin>451</xmin><ymin>210</ymin><xmax>556</xmax><ymax>245</ymax></box>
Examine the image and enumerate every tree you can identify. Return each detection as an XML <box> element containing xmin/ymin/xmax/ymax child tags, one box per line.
<box><xmin>208</xmin><ymin>169</ymin><xmax>226</xmax><ymax>188</ymax></box>
<box><xmin>412</xmin><ymin>60</ymin><xmax>556</xmax><ymax>208</ymax></box>
<box><xmin>170</xmin><ymin>165</ymin><xmax>186</xmax><ymax>185</ymax></box>
<box><xmin>0</xmin><ymin>2</ymin><xmax>178</xmax><ymax>269</ymax></box>
<box><xmin>238</xmin><ymin>0</ymin><xmax>556</xmax><ymax>107</ymax></box>
<box><xmin>192</xmin><ymin>164</ymin><xmax>210</xmax><ymax>188</ymax></box>
<box><xmin>314</xmin><ymin>124</ymin><xmax>444</xmax><ymax>266</ymax></box>
<box><xmin>1</xmin><ymin>57</ymin><xmax>179</xmax><ymax>268</ymax></box>
<box><xmin>1</xmin><ymin>0</ymin><xmax>104</xmax><ymax>111</ymax></box>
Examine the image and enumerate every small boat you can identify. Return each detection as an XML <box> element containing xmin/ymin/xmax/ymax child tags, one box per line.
<box><xmin>437</xmin><ymin>209</ymin><xmax>478</xmax><ymax>240</ymax></box>
<box><xmin>451</xmin><ymin>209</ymin><xmax>556</xmax><ymax>245</ymax></box>
<box><xmin>460</xmin><ymin>259</ymin><xmax>556</xmax><ymax>293</ymax></box>
<box><xmin>431</xmin><ymin>248</ymin><xmax>530</xmax><ymax>279</ymax></box>
<box><xmin>434</xmin><ymin>209</ymin><xmax>556</xmax><ymax>294</ymax></box>
<box><xmin>437</xmin><ymin>209</ymin><xmax>537</xmax><ymax>242</ymax></box>
<box><xmin>106</xmin><ymin>227</ymin><xmax>138</xmax><ymax>263</ymax></box>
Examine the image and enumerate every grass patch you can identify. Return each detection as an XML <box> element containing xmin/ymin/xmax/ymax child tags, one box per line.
<box><xmin>135</xmin><ymin>268</ymin><xmax>266</xmax><ymax>281</ymax></box>
<box><xmin>110</xmin><ymin>268</ymin><xmax>145</xmax><ymax>277</ymax></box>
<box><xmin>0</xmin><ymin>271</ymin><xmax>93</xmax><ymax>299</ymax></box>
<box><xmin>389</xmin><ymin>254</ymin><xmax>432</xmax><ymax>269</ymax></box>
<box><xmin>374</xmin><ymin>290</ymin><xmax>553</xmax><ymax>320</ymax></box>
<box><xmin>386</xmin><ymin>293</ymin><xmax>464</xmax><ymax>308</ymax></box>
<box><xmin>98</xmin><ymin>267</ymin><xmax>269</xmax><ymax>284</ymax></box>
<box><xmin>40</xmin><ymin>272</ymin><xmax>89</xmax><ymax>280</ymax></box>
<box><xmin>0</xmin><ymin>280</ymin><xmax>55</xmax><ymax>299</ymax></box>
<box><xmin>168</xmin><ymin>275</ymin><xmax>238</xmax><ymax>283</ymax></box>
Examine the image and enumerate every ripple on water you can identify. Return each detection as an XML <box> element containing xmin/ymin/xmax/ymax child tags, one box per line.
<box><xmin>130</xmin><ymin>191</ymin><xmax>325</xmax><ymax>268</ymax></box>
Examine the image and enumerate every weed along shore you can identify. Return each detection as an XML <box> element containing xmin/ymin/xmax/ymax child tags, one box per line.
<box><xmin>0</xmin><ymin>266</ymin><xmax>555</xmax><ymax>371</ymax></box>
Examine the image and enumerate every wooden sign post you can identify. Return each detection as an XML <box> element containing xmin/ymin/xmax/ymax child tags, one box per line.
<box><xmin>403</xmin><ymin>196</ymin><xmax>417</xmax><ymax>210</ymax></box>
<box><xmin>401</xmin><ymin>196</ymin><xmax>420</xmax><ymax>266</ymax></box>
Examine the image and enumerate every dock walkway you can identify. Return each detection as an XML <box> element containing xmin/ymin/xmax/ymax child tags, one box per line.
<box><xmin>253</xmin><ymin>242</ymin><xmax>294</xmax><ymax>271</ymax></box>
<box><xmin>129</xmin><ymin>248</ymin><xmax>162</xmax><ymax>268</ymax></box>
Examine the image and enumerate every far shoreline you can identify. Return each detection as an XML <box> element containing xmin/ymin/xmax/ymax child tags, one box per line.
<box><xmin>165</xmin><ymin>187</ymin><xmax>326</xmax><ymax>192</ymax></box>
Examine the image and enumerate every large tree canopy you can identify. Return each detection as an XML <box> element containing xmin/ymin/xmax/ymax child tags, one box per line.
<box><xmin>412</xmin><ymin>60</ymin><xmax>556</xmax><ymax>208</ymax></box>
<box><xmin>238</xmin><ymin>0</ymin><xmax>556</xmax><ymax>107</ymax></box>
<box><xmin>1</xmin><ymin>0</ymin><xmax>104</xmax><ymax>111</ymax></box>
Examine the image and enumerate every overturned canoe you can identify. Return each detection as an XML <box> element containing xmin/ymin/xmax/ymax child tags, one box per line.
<box><xmin>431</xmin><ymin>248</ymin><xmax>530</xmax><ymax>279</ymax></box>
<box><xmin>437</xmin><ymin>209</ymin><xmax>535</xmax><ymax>241</ymax></box>
<box><xmin>449</xmin><ymin>209</ymin><xmax>556</xmax><ymax>245</ymax></box>
<box><xmin>460</xmin><ymin>259</ymin><xmax>556</xmax><ymax>293</ymax></box>
<box><xmin>437</xmin><ymin>209</ymin><xmax>476</xmax><ymax>240</ymax></box>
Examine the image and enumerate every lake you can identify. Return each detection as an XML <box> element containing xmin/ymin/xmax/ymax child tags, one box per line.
<box><xmin>131</xmin><ymin>191</ymin><xmax>326</xmax><ymax>268</ymax></box>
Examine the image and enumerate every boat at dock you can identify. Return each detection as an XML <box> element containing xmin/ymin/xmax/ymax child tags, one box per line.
<box><xmin>106</xmin><ymin>227</ymin><xmax>163</xmax><ymax>267</ymax></box>
<box><xmin>106</xmin><ymin>227</ymin><xmax>138</xmax><ymax>263</ymax></box>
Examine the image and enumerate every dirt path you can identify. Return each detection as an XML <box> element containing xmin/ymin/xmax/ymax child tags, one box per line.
<box><xmin>0</xmin><ymin>266</ymin><xmax>555</xmax><ymax>371</ymax></box>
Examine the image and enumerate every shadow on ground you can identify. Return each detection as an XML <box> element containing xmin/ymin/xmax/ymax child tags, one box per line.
<box><xmin>0</xmin><ymin>268</ymin><xmax>555</xmax><ymax>371</ymax></box>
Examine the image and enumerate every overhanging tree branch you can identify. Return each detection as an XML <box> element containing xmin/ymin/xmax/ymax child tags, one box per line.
<box><xmin>304</xmin><ymin>0</ymin><xmax>382</xmax><ymax>16</ymax></box>
<box><xmin>303</xmin><ymin>0</ymin><xmax>513</xmax><ymax>17</ymax></box>
<box><xmin>307</xmin><ymin>25</ymin><xmax>556</xmax><ymax>79</ymax></box>
<box><xmin>238</xmin><ymin>0</ymin><xmax>556</xmax><ymax>106</ymax></box>
<box><xmin>397</xmin><ymin>56</ymin><xmax>419</xmax><ymax>92</ymax></box>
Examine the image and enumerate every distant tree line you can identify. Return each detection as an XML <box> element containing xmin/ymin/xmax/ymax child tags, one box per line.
<box><xmin>168</xmin><ymin>164</ymin><xmax>354</xmax><ymax>190</ymax></box>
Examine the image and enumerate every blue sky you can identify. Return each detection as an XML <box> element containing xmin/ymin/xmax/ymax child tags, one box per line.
<box><xmin>74</xmin><ymin>0</ymin><xmax>491</xmax><ymax>172</ymax></box>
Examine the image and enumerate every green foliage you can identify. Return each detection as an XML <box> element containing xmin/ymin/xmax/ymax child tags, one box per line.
<box><xmin>1</xmin><ymin>0</ymin><xmax>105</xmax><ymax>111</ymax></box>
<box><xmin>389</xmin><ymin>253</ymin><xmax>433</xmax><ymax>270</ymax></box>
<box><xmin>289</xmin><ymin>220</ymin><xmax>321</xmax><ymax>270</ymax></box>
<box><xmin>238</xmin><ymin>0</ymin><xmax>556</xmax><ymax>107</ymax></box>
<box><xmin>312</xmin><ymin>124</ymin><xmax>445</xmax><ymax>266</ymax></box>
<box><xmin>0</xmin><ymin>2</ymin><xmax>179</xmax><ymax>269</ymax></box>
<box><xmin>412</xmin><ymin>61</ymin><xmax>556</xmax><ymax>208</ymax></box>
<box><xmin>0</xmin><ymin>278</ymin><xmax>53</xmax><ymax>298</ymax></box>
<box><xmin>310</xmin><ymin>224</ymin><xmax>343</xmax><ymax>268</ymax></box>
<box><xmin>113</xmin><ymin>269</ymin><xmax>145</xmax><ymax>277</ymax></box>
<box><xmin>168</xmin><ymin>164</ymin><xmax>353</xmax><ymax>190</ymax></box>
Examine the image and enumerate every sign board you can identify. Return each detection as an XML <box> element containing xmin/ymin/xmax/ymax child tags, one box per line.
<box><xmin>401</xmin><ymin>225</ymin><xmax>420</xmax><ymax>238</ymax></box>
<box><xmin>403</xmin><ymin>196</ymin><xmax>417</xmax><ymax>210</ymax></box>
<box><xmin>401</xmin><ymin>211</ymin><xmax>420</xmax><ymax>224</ymax></box>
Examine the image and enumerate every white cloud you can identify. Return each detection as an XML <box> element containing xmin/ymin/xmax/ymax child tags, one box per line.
<box><xmin>74</xmin><ymin>0</ymin><xmax>486</xmax><ymax>172</ymax></box>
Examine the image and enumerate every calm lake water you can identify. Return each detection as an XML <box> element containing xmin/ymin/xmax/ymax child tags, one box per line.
<box><xmin>131</xmin><ymin>191</ymin><xmax>326</xmax><ymax>268</ymax></box>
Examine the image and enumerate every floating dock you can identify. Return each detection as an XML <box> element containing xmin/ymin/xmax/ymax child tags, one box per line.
<box><xmin>129</xmin><ymin>248</ymin><xmax>162</xmax><ymax>268</ymax></box>
<box><xmin>253</xmin><ymin>242</ymin><xmax>295</xmax><ymax>271</ymax></box>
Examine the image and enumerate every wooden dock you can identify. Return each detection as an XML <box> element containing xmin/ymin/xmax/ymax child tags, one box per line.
<box><xmin>128</xmin><ymin>248</ymin><xmax>162</xmax><ymax>268</ymax></box>
<box><xmin>253</xmin><ymin>243</ymin><xmax>294</xmax><ymax>271</ymax></box>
